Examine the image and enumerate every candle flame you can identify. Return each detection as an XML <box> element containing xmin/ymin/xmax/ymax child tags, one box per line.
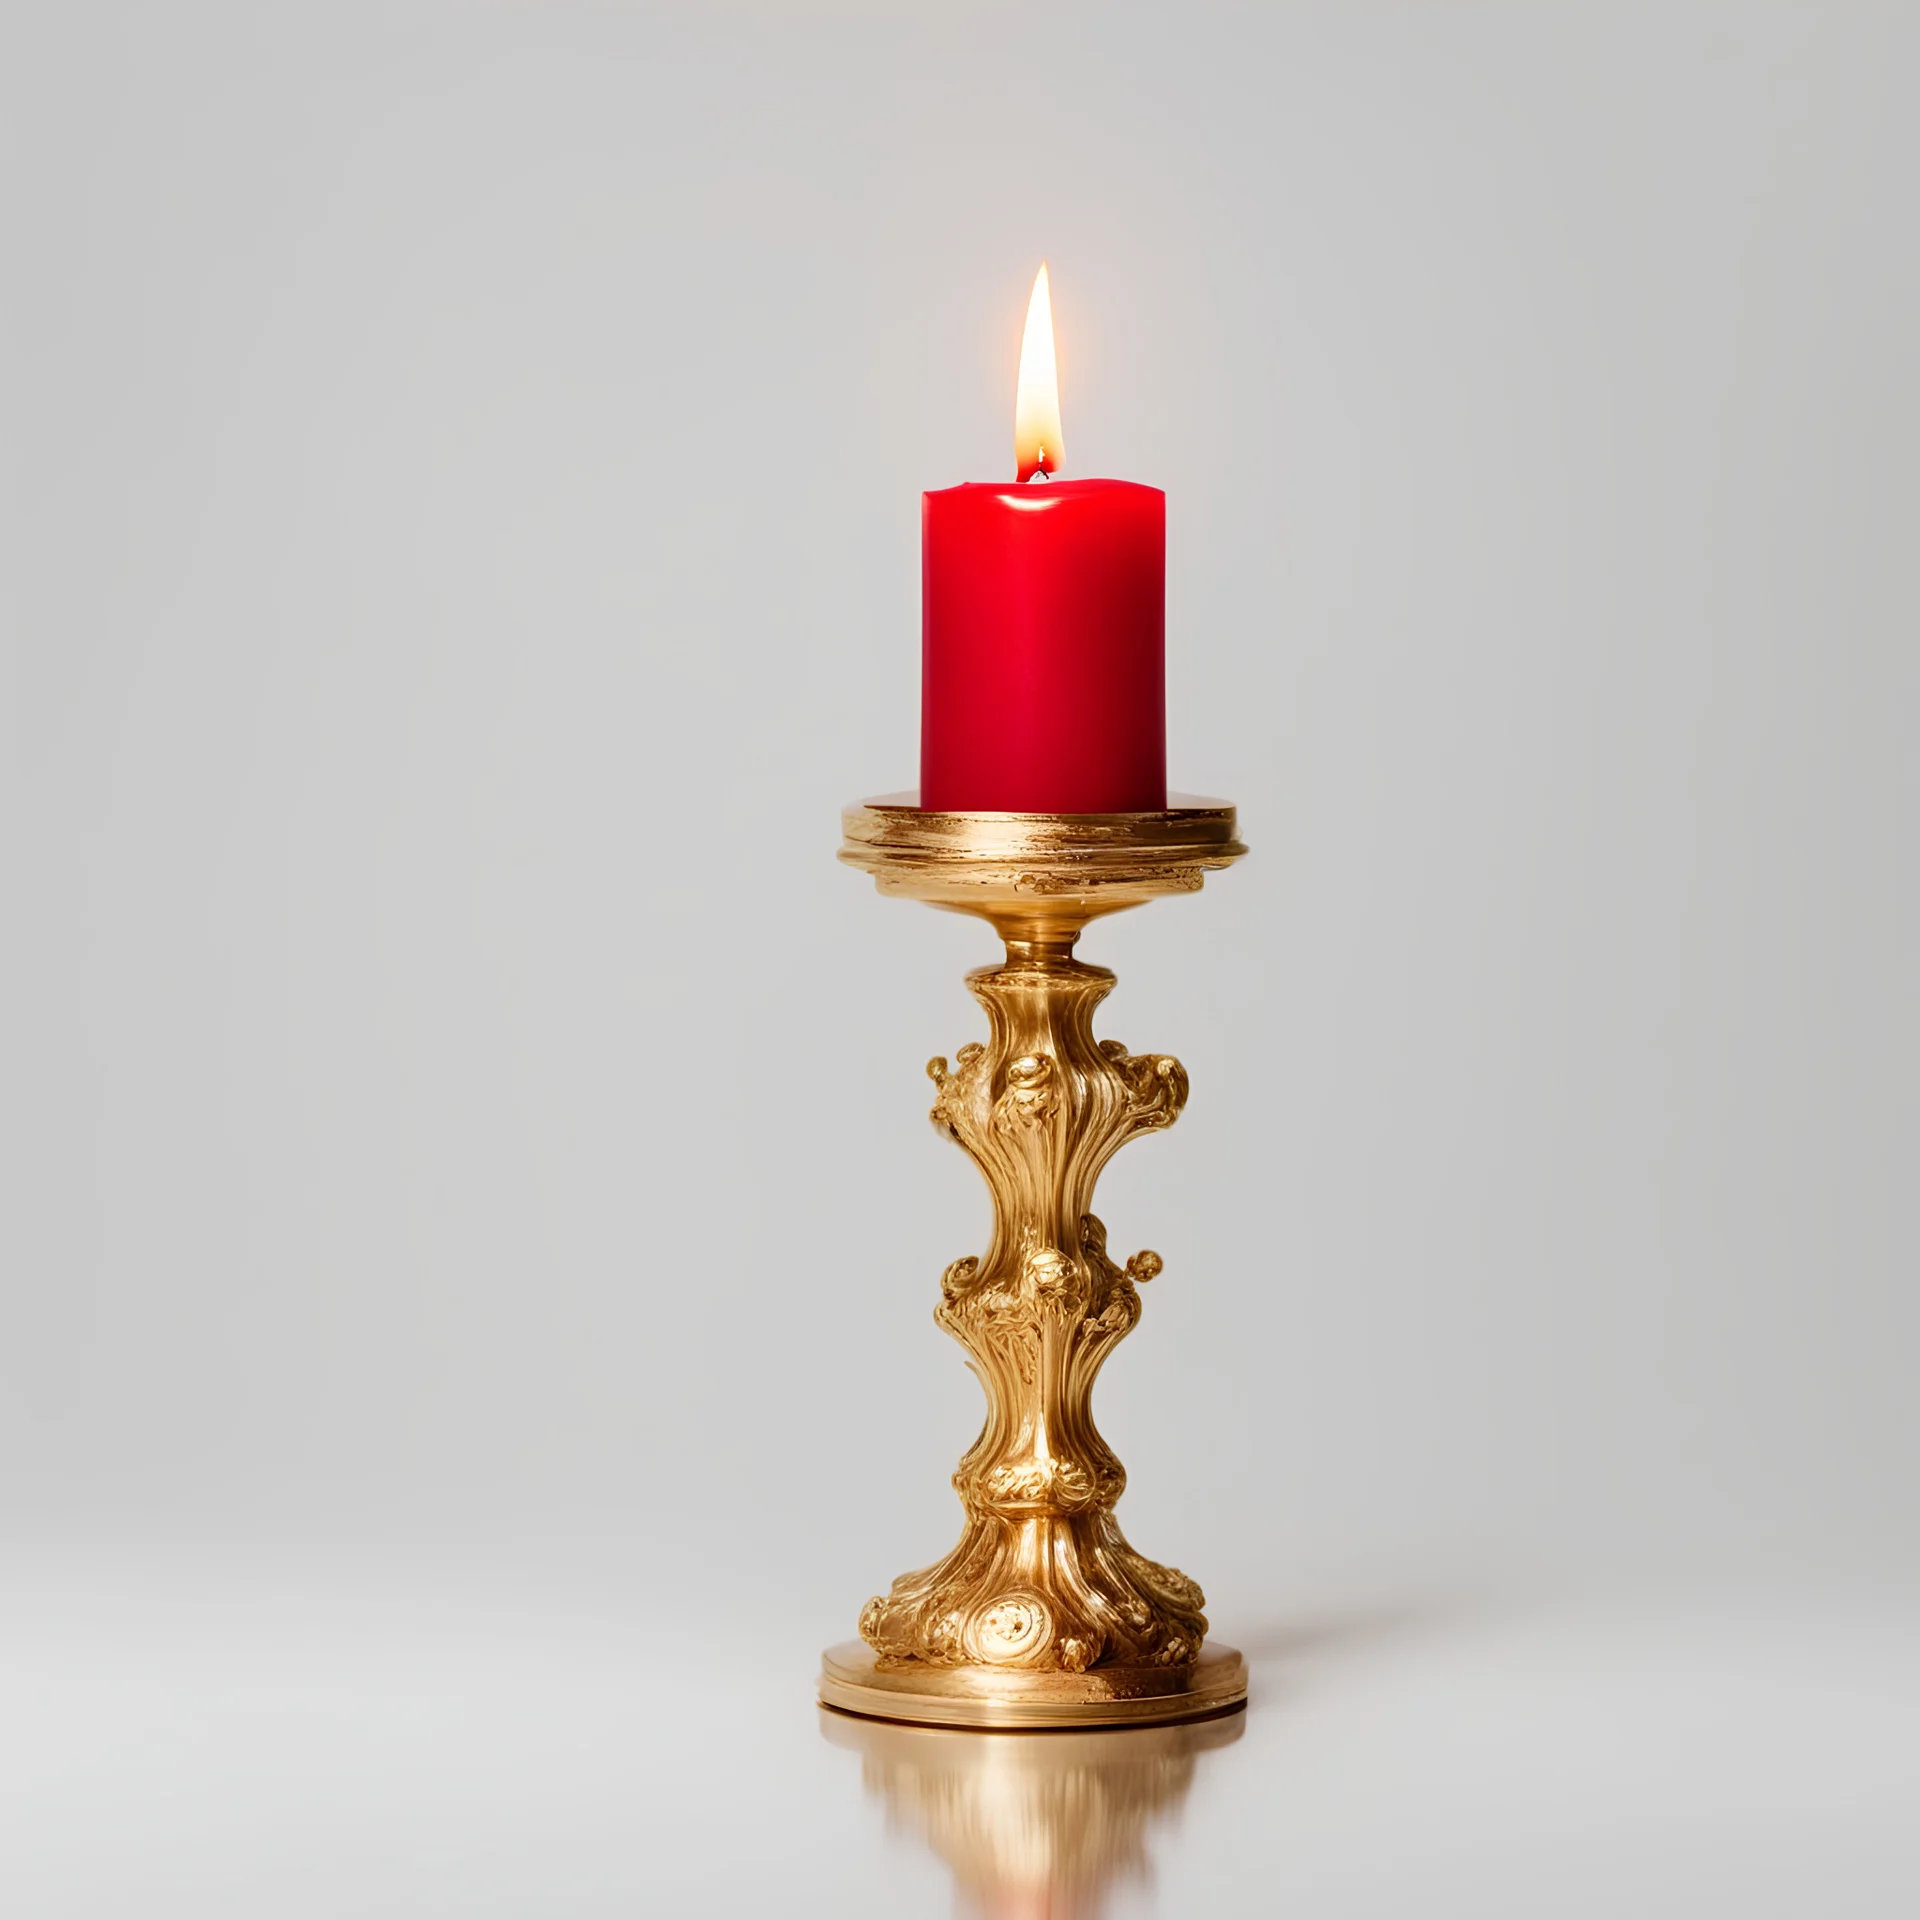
<box><xmin>1014</xmin><ymin>262</ymin><xmax>1062</xmax><ymax>483</ymax></box>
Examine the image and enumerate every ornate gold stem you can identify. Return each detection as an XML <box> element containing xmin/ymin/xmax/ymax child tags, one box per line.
<box><xmin>825</xmin><ymin>794</ymin><xmax>1248</xmax><ymax>1728</ymax></box>
<box><xmin>859</xmin><ymin>942</ymin><xmax>1206</xmax><ymax>1674</ymax></box>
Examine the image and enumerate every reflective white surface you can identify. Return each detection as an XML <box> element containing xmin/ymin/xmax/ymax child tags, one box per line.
<box><xmin>4</xmin><ymin>6</ymin><xmax>1918</xmax><ymax>1911</ymax></box>
<box><xmin>4</xmin><ymin>1554</ymin><xmax>1915</xmax><ymax>1916</ymax></box>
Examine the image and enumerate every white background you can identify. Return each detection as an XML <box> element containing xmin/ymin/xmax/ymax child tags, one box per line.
<box><xmin>4</xmin><ymin>3</ymin><xmax>1916</xmax><ymax>1912</ymax></box>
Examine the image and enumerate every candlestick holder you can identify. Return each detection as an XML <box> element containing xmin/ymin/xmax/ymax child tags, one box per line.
<box><xmin>820</xmin><ymin>794</ymin><xmax>1248</xmax><ymax>1729</ymax></box>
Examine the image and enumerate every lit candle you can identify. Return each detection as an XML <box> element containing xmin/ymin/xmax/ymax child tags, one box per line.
<box><xmin>919</xmin><ymin>264</ymin><xmax>1167</xmax><ymax>814</ymax></box>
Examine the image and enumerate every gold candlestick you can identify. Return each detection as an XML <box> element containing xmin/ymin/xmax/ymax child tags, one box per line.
<box><xmin>820</xmin><ymin>795</ymin><xmax>1248</xmax><ymax>1729</ymax></box>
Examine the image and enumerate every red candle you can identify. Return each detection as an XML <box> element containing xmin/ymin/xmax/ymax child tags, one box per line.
<box><xmin>919</xmin><ymin>266</ymin><xmax>1167</xmax><ymax>814</ymax></box>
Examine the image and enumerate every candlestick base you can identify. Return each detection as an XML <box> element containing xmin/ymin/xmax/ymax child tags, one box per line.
<box><xmin>828</xmin><ymin>796</ymin><xmax>1248</xmax><ymax>1731</ymax></box>
<box><xmin>820</xmin><ymin>1639</ymin><xmax>1248</xmax><ymax>1730</ymax></box>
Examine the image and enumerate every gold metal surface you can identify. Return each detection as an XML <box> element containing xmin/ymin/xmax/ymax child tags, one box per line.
<box><xmin>826</xmin><ymin>796</ymin><xmax>1247</xmax><ymax>1729</ymax></box>
<box><xmin>841</xmin><ymin>792</ymin><xmax>1245</xmax><ymax>949</ymax></box>
<box><xmin>820</xmin><ymin>1640</ymin><xmax>1249</xmax><ymax>1730</ymax></box>
<box><xmin>822</xmin><ymin>1702</ymin><xmax>1244</xmax><ymax>1917</ymax></box>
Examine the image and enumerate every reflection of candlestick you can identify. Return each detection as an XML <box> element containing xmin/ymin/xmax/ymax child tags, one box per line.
<box><xmin>821</xmin><ymin>1705</ymin><xmax>1244</xmax><ymax>1920</ymax></box>
<box><xmin>821</xmin><ymin>795</ymin><xmax>1247</xmax><ymax>1729</ymax></box>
